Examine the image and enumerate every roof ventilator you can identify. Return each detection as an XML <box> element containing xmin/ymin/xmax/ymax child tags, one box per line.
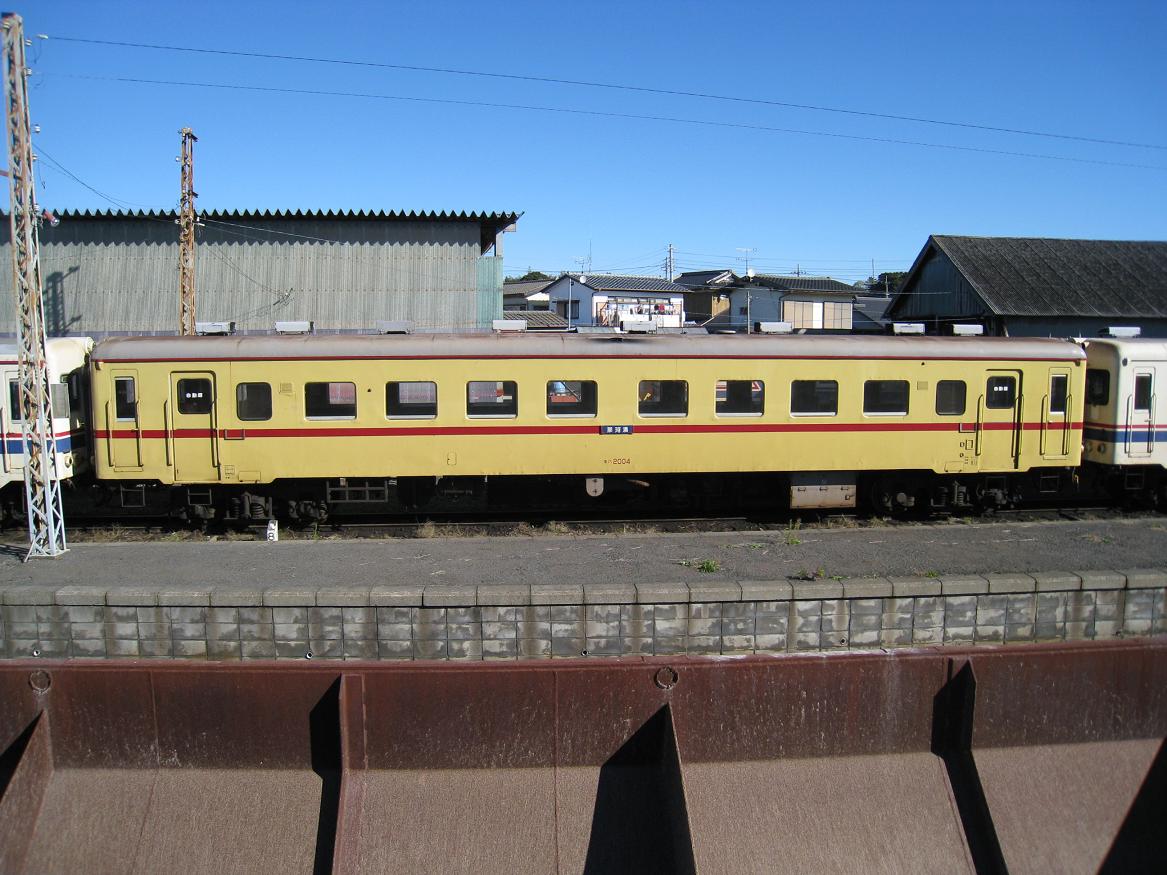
<box><xmin>195</xmin><ymin>321</ymin><xmax>236</xmax><ymax>336</ymax></box>
<box><xmin>375</xmin><ymin>320</ymin><xmax>413</xmax><ymax>335</ymax></box>
<box><xmin>275</xmin><ymin>321</ymin><xmax>313</xmax><ymax>335</ymax></box>
<box><xmin>952</xmin><ymin>324</ymin><xmax>984</xmax><ymax>336</ymax></box>
<box><xmin>620</xmin><ymin>316</ymin><xmax>656</xmax><ymax>334</ymax></box>
<box><xmin>757</xmin><ymin>321</ymin><xmax>793</xmax><ymax>335</ymax></box>
<box><xmin>492</xmin><ymin>319</ymin><xmax>527</xmax><ymax>332</ymax></box>
<box><xmin>893</xmin><ymin>322</ymin><xmax>926</xmax><ymax>335</ymax></box>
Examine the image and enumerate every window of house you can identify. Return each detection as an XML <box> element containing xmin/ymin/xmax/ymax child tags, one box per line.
<box><xmin>716</xmin><ymin>380</ymin><xmax>764</xmax><ymax>416</ymax></box>
<box><xmin>114</xmin><ymin>377</ymin><xmax>136</xmax><ymax>421</ymax></box>
<box><xmin>985</xmin><ymin>376</ymin><xmax>1016</xmax><ymax>409</ymax></box>
<box><xmin>935</xmin><ymin>380</ymin><xmax>966</xmax><ymax>416</ymax></box>
<box><xmin>177</xmin><ymin>378</ymin><xmax>213</xmax><ymax>415</ymax></box>
<box><xmin>790</xmin><ymin>380</ymin><xmax>838</xmax><ymax>415</ymax></box>
<box><xmin>305</xmin><ymin>382</ymin><xmax>356</xmax><ymax>419</ymax></box>
<box><xmin>387</xmin><ymin>381</ymin><xmax>437</xmax><ymax>418</ymax></box>
<box><xmin>1086</xmin><ymin>369</ymin><xmax>1110</xmax><ymax>406</ymax></box>
<box><xmin>467</xmin><ymin>381</ymin><xmax>517</xmax><ymax>417</ymax></box>
<box><xmin>638</xmin><ymin>380</ymin><xmax>687</xmax><ymax>416</ymax></box>
<box><xmin>1049</xmin><ymin>375</ymin><xmax>1068</xmax><ymax>415</ymax></box>
<box><xmin>863</xmin><ymin>380</ymin><xmax>909</xmax><ymax>415</ymax></box>
<box><xmin>236</xmin><ymin>382</ymin><xmax>272</xmax><ymax>421</ymax></box>
<box><xmin>823</xmin><ymin>301</ymin><xmax>853</xmax><ymax>330</ymax></box>
<box><xmin>1134</xmin><ymin>374</ymin><xmax>1153</xmax><ymax>413</ymax></box>
<box><xmin>546</xmin><ymin>380</ymin><xmax>597</xmax><ymax>417</ymax></box>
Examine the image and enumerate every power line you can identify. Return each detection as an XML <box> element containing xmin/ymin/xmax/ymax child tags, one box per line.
<box><xmin>43</xmin><ymin>73</ymin><xmax>1167</xmax><ymax>173</ymax></box>
<box><xmin>42</xmin><ymin>34</ymin><xmax>1167</xmax><ymax>152</ymax></box>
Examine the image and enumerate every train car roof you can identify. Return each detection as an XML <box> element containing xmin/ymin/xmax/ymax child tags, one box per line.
<box><xmin>90</xmin><ymin>332</ymin><xmax>1087</xmax><ymax>363</ymax></box>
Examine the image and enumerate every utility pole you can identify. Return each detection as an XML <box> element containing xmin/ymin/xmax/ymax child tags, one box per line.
<box><xmin>666</xmin><ymin>242</ymin><xmax>674</xmax><ymax>281</ymax></box>
<box><xmin>2</xmin><ymin>14</ymin><xmax>66</xmax><ymax>558</ymax></box>
<box><xmin>178</xmin><ymin>127</ymin><xmax>198</xmax><ymax>335</ymax></box>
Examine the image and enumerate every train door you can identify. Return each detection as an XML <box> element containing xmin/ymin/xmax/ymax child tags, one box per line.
<box><xmin>2</xmin><ymin>371</ymin><xmax>21</xmax><ymax>475</ymax></box>
<box><xmin>977</xmin><ymin>370</ymin><xmax>1022</xmax><ymax>470</ymax></box>
<box><xmin>169</xmin><ymin>372</ymin><xmax>220</xmax><ymax>481</ymax></box>
<box><xmin>106</xmin><ymin>370</ymin><xmax>142</xmax><ymax>469</ymax></box>
<box><xmin>1040</xmin><ymin>367</ymin><xmax>1072</xmax><ymax>459</ymax></box>
<box><xmin>1126</xmin><ymin>367</ymin><xmax>1156</xmax><ymax>458</ymax></box>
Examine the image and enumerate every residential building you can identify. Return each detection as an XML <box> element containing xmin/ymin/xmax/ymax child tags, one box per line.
<box><xmin>502</xmin><ymin>277</ymin><xmax>555</xmax><ymax>311</ymax></box>
<box><xmin>726</xmin><ymin>275</ymin><xmax>858</xmax><ymax>331</ymax></box>
<box><xmin>543</xmin><ymin>274</ymin><xmax>689</xmax><ymax>329</ymax></box>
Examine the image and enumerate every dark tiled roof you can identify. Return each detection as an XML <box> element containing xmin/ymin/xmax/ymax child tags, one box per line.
<box><xmin>503</xmin><ymin>279</ymin><xmax>555</xmax><ymax>298</ymax></box>
<box><xmin>45</xmin><ymin>208</ymin><xmax>520</xmax><ymax>223</ymax></box>
<box><xmin>502</xmin><ymin>310</ymin><xmax>567</xmax><ymax>330</ymax></box>
<box><xmin>576</xmin><ymin>275</ymin><xmax>691</xmax><ymax>293</ymax></box>
<box><xmin>674</xmin><ymin>270</ymin><xmax>737</xmax><ymax>289</ymax></box>
<box><xmin>752</xmin><ymin>275</ymin><xmax>855</xmax><ymax>294</ymax></box>
<box><xmin>910</xmin><ymin>235</ymin><xmax>1167</xmax><ymax>318</ymax></box>
<box><xmin>853</xmin><ymin>295</ymin><xmax>893</xmax><ymax>330</ymax></box>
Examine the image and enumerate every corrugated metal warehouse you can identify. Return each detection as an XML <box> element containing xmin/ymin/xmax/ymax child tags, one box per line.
<box><xmin>0</xmin><ymin>209</ymin><xmax>519</xmax><ymax>336</ymax></box>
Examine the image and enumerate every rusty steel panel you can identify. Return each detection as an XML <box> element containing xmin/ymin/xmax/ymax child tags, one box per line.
<box><xmin>0</xmin><ymin>641</ymin><xmax>1163</xmax><ymax>874</ymax></box>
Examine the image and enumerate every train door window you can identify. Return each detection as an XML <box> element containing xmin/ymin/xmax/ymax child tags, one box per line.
<box><xmin>985</xmin><ymin>376</ymin><xmax>1016</xmax><ymax>409</ymax></box>
<box><xmin>1134</xmin><ymin>374</ymin><xmax>1153</xmax><ymax>412</ymax></box>
<box><xmin>790</xmin><ymin>380</ymin><xmax>837</xmax><ymax>416</ymax></box>
<box><xmin>638</xmin><ymin>380</ymin><xmax>688</xmax><ymax>416</ymax></box>
<box><xmin>387</xmin><ymin>381</ymin><xmax>437</xmax><ymax>419</ymax></box>
<box><xmin>177</xmin><ymin>378</ymin><xmax>214</xmax><ymax>415</ymax></box>
<box><xmin>305</xmin><ymin>382</ymin><xmax>356</xmax><ymax>419</ymax></box>
<box><xmin>935</xmin><ymin>380</ymin><xmax>966</xmax><ymax>416</ymax></box>
<box><xmin>467</xmin><ymin>381</ymin><xmax>517</xmax><ymax>418</ymax></box>
<box><xmin>50</xmin><ymin>383</ymin><xmax>70</xmax><ymax>419</ymax></box>
<box><xmin>1085</xmin><ymin>369</ymin><xmax>1110</xmax><ymax>406</ymax></box>
<box><xmin>546</xmin><ymin>380</ymin><xmax>597</xmax><ymax>417</ymax></box>
<box><xmin>66</xmin><ymin>371</ymin><xmax>87</xmax><ymax>427</ymax></box>
<box><xmin>863</xmin><ymin>380</ymin><xmax>909</xmax><ymax>415</ymax></box>
<box><xmin>8</xmin><ymin>380</ymin><xmax>21</xmax><ymax>421</ymax></box>
<box><xmin>236</xmin><ymin>382</ymin><xmax>273</xmax><ymax>421</ymax></box>
<box><xmin>114</xmin><ymin>377</ymin><xmax>137</xmax><ymax>421</ymax></box>
<box><xmin>1049</xmin><ymin>375</ymin><xmax>1068</xmax><ymax>414</ymax></box>
<box><xmin>716</xmin><ymin>380</ymin><xmax>764</xmax><ymax>416</ymax></box>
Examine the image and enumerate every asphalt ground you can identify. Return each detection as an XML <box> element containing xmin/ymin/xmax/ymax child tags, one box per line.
<box><xmin>0</xmin><ymin>516</ymin><xmax>1163</xmax><ymax>590</ymax></box>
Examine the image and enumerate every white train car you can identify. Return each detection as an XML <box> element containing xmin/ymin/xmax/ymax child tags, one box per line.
<box><xmin>0</xmin><ymin>337</ymin><xmax>93</xmax><ymax>493</ymax></box>
<box><xmin>1083</xmin><ymin>338</ymin><xmax>1166</xmax><ymax>477</ymax></box>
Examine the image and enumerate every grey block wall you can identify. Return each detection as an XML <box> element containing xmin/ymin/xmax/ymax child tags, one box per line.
<box><xmin>2</xmin><ymin>570</ymin><xmax>1165</xmax><ymax>661</ymax></box>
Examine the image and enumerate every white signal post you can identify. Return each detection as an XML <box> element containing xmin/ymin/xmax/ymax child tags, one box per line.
<box><xmin>2</xmin><ymin>14</ymin><xmax>66</xmax><ymax>558</ymax></box>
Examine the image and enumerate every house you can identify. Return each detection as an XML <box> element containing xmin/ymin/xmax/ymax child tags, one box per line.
<box><xmin>725</xmin><ymin>275</ymin><xmax>859</xmax><ymax>332</ymax></box>
<box><xmin>502</xmin><ymin>277</ymin><xmax>555</xmax><ymax>311</ymax></box>
<box><xmin>543</xmin><ymin>274</ymin><xmax>689</xmax><ymax>329</ymax></box>
<box><xmin>673</xmin><ymin>269</ymin><xmax>737</xmax><ymax>324</ymax></box>
<box><xmin>886</xmin><ymin>235</ymin><xmax>1167</xmax><ymax>337</ymax></box>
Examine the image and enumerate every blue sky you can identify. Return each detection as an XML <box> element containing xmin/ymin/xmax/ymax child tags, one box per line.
<box><xmin>19</xmin><ymin>0</ymin><xmax>1167</xmax><ymax>283</ymax></box>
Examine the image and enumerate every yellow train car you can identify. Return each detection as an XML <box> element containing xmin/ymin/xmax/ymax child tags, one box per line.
<box><xmin>88</xmin><ymin>333</ymin><xmax>1086</xmax><ymax>519</ymax></box>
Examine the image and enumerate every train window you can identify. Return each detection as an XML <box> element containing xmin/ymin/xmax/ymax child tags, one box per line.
<box><xmin>638</xmin><ymin>380</ymin><xmax>688</xmax><ymax>416</ymax></box>
<box><xmin>66</xmin><ymin>371</ymin><xmax>87</xmax><ymax>427</ymax></box>
<box><xmin>236</xmin><ymin>382</ymin><xmax>272</xmax><ymax>421</ymax></box>
<box><xmin>935</xmin><ymin>381</ymin><xmax>966</xmax><ymax>416</ymax></box>
<box><xmin>387</xmin><ymin>381</ymin><xmax>438</xmax><ymax>419</ymax></box>
<box><xmin>985</xmin><ymin>376</ymin><xmax>1016</xmax><ymax>410</ymax></box>
<box><xmin>177</xmin><ymin>378</ymin><xmax>214</xmax><ymax>415</ymax></box>
<box><xmin>1085</xmin><ymin>369</ymin><xmax>1110</xmax><ymax>406</ymax></box>
<box><xmin>8</xmin><ymin>380</ymin><xmax>20</xmax><ymax>421</ymax></box>
<box><xmin>717</xmin><ymin>380</ymin><xmax>764</xmax><ymax>416</ymax></box>
<box><xmin>305</xmin><ymin>382</ymin><xmax>356</xmax><ymax>419</ymax></box>
<box><xmin>114</xmin><ymin>377</ymin><xmax>136</xmax><ymax>421</ymax></box>
<box><xmin>1134</xmin><ymin>374</ymin><xmax>1153</xmax><ymax>413</ymax></box>
<box><xmin>1049</xmin><ymin>375</ymin><xmax>1068</xmax><ymax>415</ymax></box>
<box><xmin>790</xmin><ymin>380</ymin><xmax>837</xmax><ymax>416</ymax></box>
<box><xmin>546</xmin><ymin>381</ymin><xmax>597</xmax><ymax>417</ymax></box>
<box><xmin>863</xmin><ymin>380</ymin><xmax>909</xmax><ymax>415</ymax></box>
<box><xmin>467</xmin><ymin>381</ymin><xmax>517</xmax><ymax>418</ymax></box>
<box><xmin>50</xmin><ymin>384</ymin><xmax>70</xmax><ymax>419</ymax></box>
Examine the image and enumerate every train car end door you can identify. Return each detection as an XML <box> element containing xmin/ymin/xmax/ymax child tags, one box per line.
<box><xmin>170</xmin><ymin>372</ymin><xmax>220</xmax><ymax>481</ymax></box>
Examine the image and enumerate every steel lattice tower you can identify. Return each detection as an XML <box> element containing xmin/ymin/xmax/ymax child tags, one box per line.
<box><xmin>2</xmin><ymin>14</ymin><xmax>66</xmax><ymax>558</ymax></box>
<box><xmin>178</xmin><ymin>127</ymin><xmax>198</xmax><ymax>335</ymax></box>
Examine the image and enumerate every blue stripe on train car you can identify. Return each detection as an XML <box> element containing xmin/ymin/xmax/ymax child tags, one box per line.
<box><xmin>3</xmin><ymin>435</ymin><xmax>74</xmax><ymax>455</ymax></box>
<box><xmin>1084</xmin><ymin>427</ymin><xmax>1167</xmax><ymax>444</ymax></box>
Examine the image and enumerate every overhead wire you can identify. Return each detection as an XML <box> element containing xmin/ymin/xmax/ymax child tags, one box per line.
<box><xmin>41</xmin><ymin>73</ymin><xmax>1167</xmax><ymax>172</ymax></box>
<box><xmin>42</xmin><ymin>34</ymin><xmax>1167</xmax><ymax>152</ymax></box>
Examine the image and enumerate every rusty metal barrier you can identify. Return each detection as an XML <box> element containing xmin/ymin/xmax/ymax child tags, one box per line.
<box><xmin>1</xmin><ymin>640</ymin><xmax>1164</xmax><ymax>874</ymax></box>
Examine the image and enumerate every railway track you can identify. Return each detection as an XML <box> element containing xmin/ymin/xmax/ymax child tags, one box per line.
<box><xmin>14</xmin><ymin>503</ymin><xmax>1157</xmax><ymax>544</ymax></box>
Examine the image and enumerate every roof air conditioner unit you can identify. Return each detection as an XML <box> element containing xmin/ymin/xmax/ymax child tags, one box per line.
<box><xmin>893</xmin><ymin>322</ymin><xmax>926</xmax><ymax>335</ymax></box>
<box><xmin>952</xmin><ymin>324</ymin><xmax>984</xmax><ymax>336</ymax></box>
<box><xmin>1103</xmin><ymin>326</ymin><xmax>1141</xmax><ymax>338</ymax></box>
<box><xmin>492</xmin><ymin>319</ymin><xmax>527</xmax><ymax>332</ymax></box>
<box><xmin>275</xmin><ymin>321</ymin><xmax>313</xmax><ymax>335</ymax></box>
<box><xmin>758</xmin><ymin>321</ymin><xmax>793</xmax><ymax>334</ymax></box>
<box><xmin>195</xmin><ymin>321</ymin><xmax>235</xmax><ymax>336</ymax></box>
<box><xmin>375</xmin><ymin>320</ymin><xmax>413</xmax><ymax>334</ymax></box>
<box><xmin>620</xmin><ymin>316</ymin><xmax>656</xmax><ymax>334</ymax></box>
